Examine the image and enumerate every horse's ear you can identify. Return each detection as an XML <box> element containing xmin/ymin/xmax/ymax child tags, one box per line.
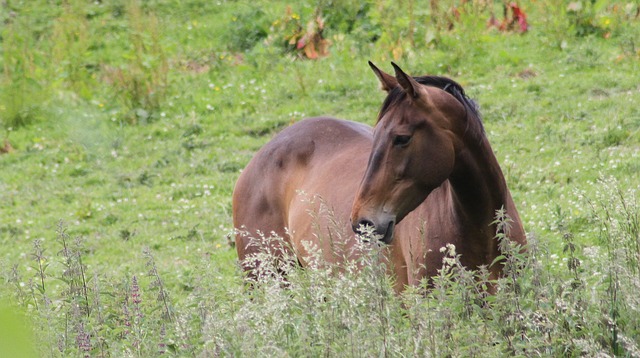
<box><xmin>369</xmin><ymin>61</ymin><xmax>398</xmax><ymax>92</ymax></box>
<box><xmin>391</xmin><ymin>62</ymin><xmax>421</xmax><ymax>99</ymax></box>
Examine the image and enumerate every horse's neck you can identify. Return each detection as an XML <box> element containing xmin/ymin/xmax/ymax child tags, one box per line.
<box><xmin>448</xmin><ymin>136</ymin><xmax>510</xmax><ymax>228</ymax></box>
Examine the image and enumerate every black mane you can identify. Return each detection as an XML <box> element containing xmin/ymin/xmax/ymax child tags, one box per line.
<box><xmin>377</xmin><ymin>76</ymin><xmax>485</xmax><ymax>136</ymax></box>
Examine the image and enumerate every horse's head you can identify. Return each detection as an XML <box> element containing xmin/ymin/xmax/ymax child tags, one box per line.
<box><xmin>351</xmin><ymin>62</ymin><xmax>469</xmax><ymax>243</ymax></box>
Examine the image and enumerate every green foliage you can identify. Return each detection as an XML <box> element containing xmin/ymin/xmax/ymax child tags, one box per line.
<box><xmin>0</xmin><ymin>0</ymin><xmax>639</xmax><ymax>356</ymax></box>
<box><xmin>223</xmin><ymin>7</ymin><xmax>270</xmax><ymax>52</ymax></box>
<box><xmin>319</xmin><ymin>0</ymin><xmax>373</xmax><ymax>35</ymax></box>
<box><xmin>566</xmin><ymin>0</ymin><xmax>613</xmax><ymax>37</ymax></box>
<box><xmin>110</xmin><ymin>0</ymin><xmax>169</xmax><ymax>124</ymax></box>
<box><xmin>1</xmin><ymin>0</ymin><xmax>637</xmax><ymax>128</ymax></box>
<box><xmin>0</xmin><ymin>15</ymin><xmax>49</xmax><ymax>129</ymax></box>
<box><xmin>51</xmin><ymin>0</ymin><xmax>95</xmax><ymax>99</ymax></box>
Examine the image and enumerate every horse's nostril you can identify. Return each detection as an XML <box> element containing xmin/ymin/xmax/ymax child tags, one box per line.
<box><xmin>354</xmin><ymin>219</ymin><xmax>375</xmax><ymax>234</ymax></box>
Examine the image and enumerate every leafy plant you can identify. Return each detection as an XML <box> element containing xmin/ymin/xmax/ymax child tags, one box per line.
<box><xmin>224</xmin><ymin>8</ymin><xmax>270</xmax><ymax>52</ymax></box>
<box><xmin>266</xmin><ymin>6</ymin><xmax>330</xmax><ymax>59</ymax></box>
<box><xmin>566</xmin><ymin>0</ymin><xmax>612</xmax><ymax>37</ymax></box>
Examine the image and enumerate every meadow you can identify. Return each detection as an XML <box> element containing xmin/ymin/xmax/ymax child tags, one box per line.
<box><xmin>0</xmin><ymin>0</ymin><xmax>639</xmax><ymax>356</ymax></box>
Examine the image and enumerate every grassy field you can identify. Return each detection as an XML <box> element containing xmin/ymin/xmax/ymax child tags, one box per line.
<box><xmin>1</xmin><ymin>0</ymin><xmax>639</xmax><ymax>356</ymax></box>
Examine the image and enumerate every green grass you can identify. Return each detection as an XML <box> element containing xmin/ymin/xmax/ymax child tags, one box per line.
<box><xmin>0</xmin><ymin>0</ymin><xmax>639</xmax><ymax>356</ymax></box>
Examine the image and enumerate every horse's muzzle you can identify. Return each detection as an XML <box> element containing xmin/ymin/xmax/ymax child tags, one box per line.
<box><xmin>352</xmin><ymin>218</ymin><xmax>395</xmax><ymax>244</ymax></box>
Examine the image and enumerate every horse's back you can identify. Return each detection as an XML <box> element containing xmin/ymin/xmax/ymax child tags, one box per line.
<box><xmin>233</xmin><ymin>117</ymin><xmax>372</xmax><ymax>265</ymax></box>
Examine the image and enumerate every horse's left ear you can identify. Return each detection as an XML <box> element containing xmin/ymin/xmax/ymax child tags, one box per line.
<box><xmin>369</xmin><ymin>61</ymin><xmax>398</xmax><ymax>92</ymax></box>
<box><xmin>391</xmin><ymin>62</ymin><xmax>421</xmax><ymax>99</ymax></box>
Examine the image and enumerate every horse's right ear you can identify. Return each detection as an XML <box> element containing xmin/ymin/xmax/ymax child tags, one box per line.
<box><xmin>369</xmin><ymin>61</ymin><xmax>398</xmax><ymax>92</ymax></box>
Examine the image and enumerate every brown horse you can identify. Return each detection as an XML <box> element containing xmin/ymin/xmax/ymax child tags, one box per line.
<box><xmin>233</xmin><ymin>62</ymin><xmax>526</xmax><ymax>292</ymax></box>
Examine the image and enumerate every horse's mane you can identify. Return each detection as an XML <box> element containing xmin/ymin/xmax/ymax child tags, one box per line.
<box><xmin>377</xmin><ymin>76</ymin><xmax>485</xmax><ymax>138</ymax></box>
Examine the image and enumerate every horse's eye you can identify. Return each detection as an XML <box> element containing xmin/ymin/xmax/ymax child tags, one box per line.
<box><xmin>392</xmin><ymin>135</ymin><xmax>412</xmax><ymax>147</ymax></box>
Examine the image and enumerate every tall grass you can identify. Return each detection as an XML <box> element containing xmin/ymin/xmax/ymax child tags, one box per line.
<box><xmin>103</xmin><ymin>0</ymin><xmax>169</xmax><ymax>124</ymax></box>
<box><xmin>584</xmin><ymin>177</ymin><xmax>640</xmax><ymax>355</ymax></box>
<box><xmin>51</xmin><ymin>0</ymin><xmax>94</xmax><ymax>99</ymax></box>
<box><xmin>0</xmin><ymin>0</ymin><xmax>170</xmax><ymax>129</ymax></box>
<box><xmin>0</xmin><ymin>14</ymin><xmax>49</xmax><ymax>129</ymax></box>
<box><xmin>4</xmin><ymin>177</ymin><xmax>639</xmax><ymax>356</ymax></box>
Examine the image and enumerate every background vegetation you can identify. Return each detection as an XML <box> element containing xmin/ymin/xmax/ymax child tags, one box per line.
<box><xmin>0</xmin><ymin>0</ymin><xmax>639</xmax><ymax>356</ymax></box>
